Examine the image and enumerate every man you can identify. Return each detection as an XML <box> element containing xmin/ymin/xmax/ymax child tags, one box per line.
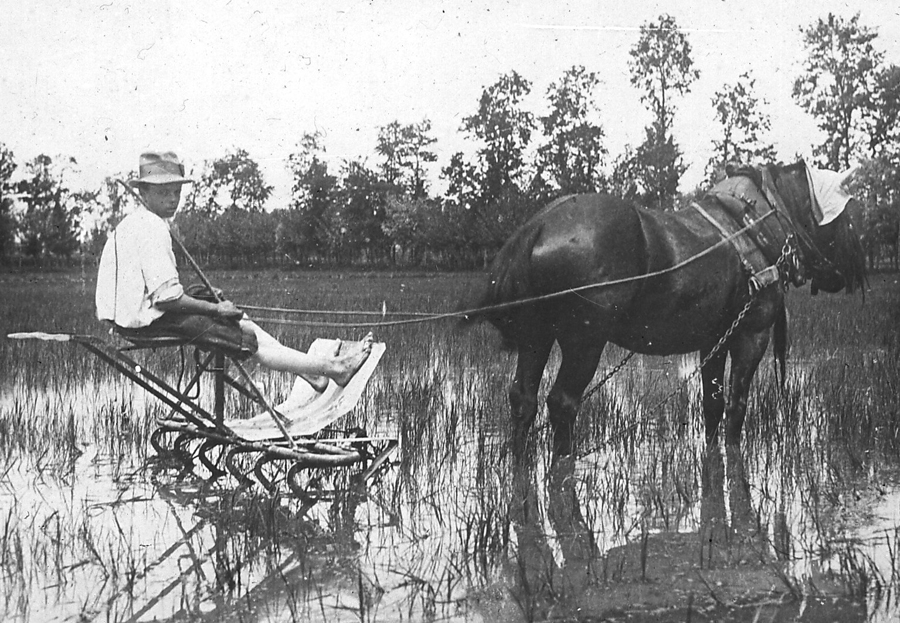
<box><xmin>96</xmin><ymin>151</ymin><xmax>371</xmax><ymax>390</ymax></box>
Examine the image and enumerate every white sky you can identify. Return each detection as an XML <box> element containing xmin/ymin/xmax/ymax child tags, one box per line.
<box><xmin>1</xmin><ymin>0</ymin><xmax>899</xmax><ymax>207</ymax></box>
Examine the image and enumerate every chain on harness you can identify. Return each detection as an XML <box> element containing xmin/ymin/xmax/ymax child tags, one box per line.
<box><xmin>575</xmin><ymin>239</ymin><xmax>797</xmax><ymax>456</ymax></box>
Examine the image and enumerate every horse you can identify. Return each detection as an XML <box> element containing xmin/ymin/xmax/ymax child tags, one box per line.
<box><xmin>467</xmin><ymin>161</ymin><xmax>866</xmax><ymax>460</ymax></box>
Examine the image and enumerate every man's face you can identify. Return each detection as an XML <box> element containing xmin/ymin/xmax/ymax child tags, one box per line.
<box><xmin>140</xmin><ymin>183</ymin><xmax>183</xmax><ymax>219</ymax></box>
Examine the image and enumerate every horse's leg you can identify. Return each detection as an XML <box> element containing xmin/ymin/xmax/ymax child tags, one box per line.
<box><xmin>546</xmin><ymin>335</ymin><xmax>606</xmax><ymax>457</ymax></box>
<box><xmin>509</xmin><ymin>331</ymin><xmax>555</xmax><ymax>462</ymax></box>
<box><xmin>699</xmin><ymin>347</ymin><xmax>728</xmax><ymax>446</ymax></box>
<box><xmin>724</xmin><ymin>329</ymin><xmax>770</xmax><ymax>445</ymax></box>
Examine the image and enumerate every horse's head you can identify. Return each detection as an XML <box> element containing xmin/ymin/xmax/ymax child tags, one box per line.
<box><xmin>769</xmin><ymin>161</ymin><xmax>867</xmax><ymax>295</ymax></box>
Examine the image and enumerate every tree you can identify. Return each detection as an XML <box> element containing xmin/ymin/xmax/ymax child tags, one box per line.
<box><xmin>706</xmin><ymin>72</ymin><xmax>777</xmax><ymax>183</ymax></box>
<box><xmin>0</xmin><ymin>144</ymin><xmax>17</xmax><ymax>263</ymax></box>
<box><xmin>281</xmin><ymin>132</ymin><xmax>339</xmax><ymax>263</ymax></box>
<box><xmin>628</xmin><ymin>14</ymin><xmax>699</xmax><ymax>209</ymax></box>
<box><xmin>375</xmin><ymin>119</ymin><xmax>438</xmax><ymax>198</ymax></box>
<box><xmin>376</xmin><ymin>121</ymin><xmax>405</xmax><ymax>190</ymax></box>
<box><xmin>537</xmin><ymin>65</ymin><xmax>608</xmax><ymax>195</ymax></box>
<box><xmin>460</xmin><ymin>71</ymin><xmax>536</xmax><ymax>207</ymax></box>
<box><xmin>866</xmin><ymin>64</ymin><xmax>900</xmax><ymax>157</ymax></box>
<box><xmin>81</xmin><ymin>176</ymin><xmax>131</xmax><ymax>261</ymax></box>
<box><xmin>381</xmin><ymin>194</ymin><xmax>434</xmax><ymax>265</ymax></box>
<box><xmin>16</xmin><ymin>155</ymin><xmax>80</xmax><ymax>259</ymax></box>
<box><xmin>192</xmin><ymin>148</ymin><xmax>273</xmax><ymax>214</ymax></box>
<box><xmin>618</xmin><ymin>125</ymin><xmax>687</xmax><ymax>209</ymax></box>
<box><xmin>793</xmin><ymin>13</ymin><xmax>882</xmax><ymax>170</ymax></box>
<box><xmin>334</xmin><ymin>160</ymin><xmax>391</xmax><ymax>264</ymax></box>
<box><xmin>441</xmin><ymin>151</ymin><xmax>481</xmax><ymax>212</ymax></box>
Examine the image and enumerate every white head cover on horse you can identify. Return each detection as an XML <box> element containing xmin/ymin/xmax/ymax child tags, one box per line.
<box><xmin>805</xmin><ymin>163</ymin><xmax>858</xmax><ymax>225</ymax></box>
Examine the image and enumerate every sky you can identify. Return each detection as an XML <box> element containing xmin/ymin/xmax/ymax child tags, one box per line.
<box><xmin>1</xmin><ymin>0</ymin><xmax>899</xmax><ymax>208</ymax></box>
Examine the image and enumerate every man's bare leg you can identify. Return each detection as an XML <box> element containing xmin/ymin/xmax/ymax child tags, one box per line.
<box><xmin>298</xmin><ymin>340</ymin><xmax>342</xmax><ymax>392</ymax></box>
<box><xmin>244</xmin><ymin>322</ymin><xmax>374</xmax><ymax>388</ymax></box>
<box><xmin>330</xmin><ymin>333</ymin><xmax>375</xmax><ymax>386</ymax></box>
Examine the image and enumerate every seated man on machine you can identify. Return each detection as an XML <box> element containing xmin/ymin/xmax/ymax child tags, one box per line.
<box><xmin>96</xmin><ymin>151</ymin><xmax>372</xmax><ymax>392</ymax></box>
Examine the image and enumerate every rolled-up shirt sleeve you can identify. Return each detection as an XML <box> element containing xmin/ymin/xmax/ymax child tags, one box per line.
<box><xmin>150</xmin><ymin>278</ymin><xmax>184</xmax><ymax>306</ymax></box>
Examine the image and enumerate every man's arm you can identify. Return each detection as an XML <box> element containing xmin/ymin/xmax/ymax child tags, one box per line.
<box><xmin>156</xmin><ymin>294</ymin><xmax>244</xmax><ymax>320</ymax></box>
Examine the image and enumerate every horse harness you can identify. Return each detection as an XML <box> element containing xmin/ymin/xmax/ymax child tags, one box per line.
<box><xmin>691</xmin><ymin>166</ymin><xmax>824</xmax><ymax>294</ymax></box>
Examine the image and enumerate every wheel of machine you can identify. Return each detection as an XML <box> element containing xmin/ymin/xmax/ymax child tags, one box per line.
<box><xmin>287</xmin><ymin>463</ymin><xmax>323</xmax><ymax>504</ymax></box>
<box><xmin>253</xmin><ymin>456</ymin><xmax>286</xmax><ymax>493</ymax></box>
<box><xmin>197</xmin><ymin>439</ymin><xmax>228</xmax><ymax>480</ymax></box>
<box><xmin>225</xmin><ymin>446</ymin><xmax>257</xmax><ymax>486</ymax></box>
<box><xmin>150</xmin><ymin>427</ymin><xmax>179</xmax><ymax>457</ymax></box>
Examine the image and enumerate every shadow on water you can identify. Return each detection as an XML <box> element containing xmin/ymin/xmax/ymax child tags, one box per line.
<box><xmin>483</xmin><ymin>447</ymin><xmax>880</xmax><ymax>622</ymax></box>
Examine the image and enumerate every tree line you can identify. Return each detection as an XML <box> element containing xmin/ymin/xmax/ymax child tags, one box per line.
<box><xmin>1</xmin><ymin>12</ymin><xmax>898</xmax><ymax>270</ymax></box>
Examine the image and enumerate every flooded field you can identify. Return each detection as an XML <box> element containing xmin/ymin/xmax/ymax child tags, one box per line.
<box><xmin>1</xmin><ymin>269</ymin><xmax>899</xmax><ymax>622</ymax></box>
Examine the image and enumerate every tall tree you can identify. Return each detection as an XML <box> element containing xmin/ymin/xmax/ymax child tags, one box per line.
<box><xmin>793</xmin><ymin>12</ymin><xmax>882</xmax><ymax>170</ymax></box>
<box><xmin>334</xmin><ymin>160</ymin><xmax>391</xmax><ymax>264</ymax></box>
<box><xmin>866</xmin><ymin>64</ymin><xmax>900</xmax><ymax>157</ymax></box>
<box><xmin>0</xmin><ymin>144</ymin><xmax>17</xmax><ymax>263</ymax></box>
<box><xmin>192</xmin><ymin>148</ymin><xmax>273</xmax><ymax>214</ymax></box>
<box><xmin>375</xmin><ymin>119</ymin><xmax>438</xmax><ymax>198</ymax></box>
<box><xmin>460</xmin><ymin>71</ymin><xmax>536</xmax><ymax>207</ymax></box>
<box><xmin>376</xmin><ymin>121</ymin><xmax>405</xmax><ymax>190</ymax></box>
<box><xmin>628</xmin><ymin>14</ymin><xmax>699</xmax><ymax>209</ymax></box>
<box><xmin>706</xmin><ymin>72</ymin><xmax>777</xmax><ymax>183</ymax></box>
<box><xmin>16</xmin><ymin>155</ymin><xmax>80</xmax><ymax>259</ymax></box>
<box><xmin>281</xmin><ymin>131</ymin><xmax>338</xmax><ymax>263</ymax></box>
<box><xmin>538</xmin><ymin>65</ymin><xmax>608</xmax><ymax>195</ymax></box>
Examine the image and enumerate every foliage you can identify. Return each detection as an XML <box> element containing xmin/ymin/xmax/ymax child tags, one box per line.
<box><xmin>15</xmin><ymin>155</ymin><xmax>81</xmax><ymax>259</ymax></box>
<box><xmin>459</xmin><ymin>71</ymin><xmax>536</xmax><ymax>209</ymax></box>
<box><xmin>0</xmin><ymin>144</ymin><xmax>17</xmax><ymax>262</ymax></box>
<box><xmin>623</xmin><ymin>124</ymin><xmax>687</xmax><ymax>211</ymax></box>
<box><xmin>333</xmin><ymin>160</ymin><xmax>391</xmax><ymax>264</ymax></box>
<box><xmin>190</xmin><ymin>148</ymin><xmax>273</xmax><ymax>214</ymax></box>
<box><xmin>866</xmin><ymin>64</ymin><xmax>900</xmax><ymax>156</ymax></box>
<box><xmin>627</xmin><ymin>14</ymin><xmax>698</xmax><ymax>209</ymax></box>
<box><xmin>706</xmin><ymin>72</ymin><xmax>777</xmax><ymax>184</ymax></box>
<box><xmin>4</xmin><ymin>17</ymin><xmax>900</xmax><ymax>270</ymax></box>
<box><xmin>537</xmin><ymin>65</ymin><xmax>608</xmax><ymax>195</ymax></box>
<box><xmin>281</xmin><ymin>132</ymin><xmax>339</xmax><ymax>263</ymax></box>
<box><xmin>375</xmin><ymin>119</ymin><xmax>438</xmax><ymax>198</ymax></box>
<box><xmin>793</xmin><ymin>12</ymin><xmax>882</xmax><ymax>170</ymax></box>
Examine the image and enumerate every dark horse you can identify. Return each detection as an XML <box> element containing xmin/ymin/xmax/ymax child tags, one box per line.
<box><xmin>469</xmin><ymin>161</ymin><xmax>866</xmax><ymax>459</ymax></box>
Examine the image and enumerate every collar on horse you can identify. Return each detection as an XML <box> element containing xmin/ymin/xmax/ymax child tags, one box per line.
<box><xmin>691</xmin><ymin>164</ymin><xmax>837</xmax><ymax>293</ymax></box>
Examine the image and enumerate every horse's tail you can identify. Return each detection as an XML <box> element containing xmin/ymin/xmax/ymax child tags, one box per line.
<box><xmin>459</xmin><ymin>221</ymin><xmax>544</xmax><ymax>330</ymax></box>
<box><xmin>772</xmin><ymin>301</ymin><xmax>788</xmax><ymax>387</ymax></box>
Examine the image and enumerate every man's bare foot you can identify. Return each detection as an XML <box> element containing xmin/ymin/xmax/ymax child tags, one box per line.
<box><xmin>332</xmin><ymin>333</ymin><xmax>374</xmax><ymax>387</ymax></box>
<box><xmin>301</xmin><ymin>339</ymin><xmax>343</xmax><ymax>392</ymax></box>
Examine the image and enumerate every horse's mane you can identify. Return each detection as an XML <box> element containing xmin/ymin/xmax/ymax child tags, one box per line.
<box><xmin>832</xmin><ymin>199</ymin><xmax>868</xmax><ymax>294</ymax></box>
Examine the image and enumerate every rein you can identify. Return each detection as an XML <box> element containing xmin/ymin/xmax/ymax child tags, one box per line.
<box><xmin>244</xmin><ymin>210</ymin><xmax>779</xmax><ymax>330</ymax></box>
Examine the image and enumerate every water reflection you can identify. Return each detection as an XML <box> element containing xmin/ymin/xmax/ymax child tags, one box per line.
<box><xmin>477</xmin><ymin>446</ymin><xmax>878</xmax><ymax>621</ymax></box>
<box><xmin>140</xmin><ymin>477</ymin><xmax>366</xmax><ymax>622</ymax></box>
<box><xmin>2</xmin><ymin>337</ymin><xmax>900</xmax><ymax>621</ymax></box>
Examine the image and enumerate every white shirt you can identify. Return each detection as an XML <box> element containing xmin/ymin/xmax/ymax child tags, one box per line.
<box><xmin>95</xmin><ymin>208</ymin><xmax>184</xmax><ymax>328</ymax></box>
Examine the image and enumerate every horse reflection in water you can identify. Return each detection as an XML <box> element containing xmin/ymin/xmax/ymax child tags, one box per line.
<box><xmin>491</xmin><ymin>449</ymin><xmax>852</xmax><ymax>622</ymax></box>
<box><xmin>470</xmin><ymin>161</ymin><xmax>866</xmax><ymax>459</ymax></box>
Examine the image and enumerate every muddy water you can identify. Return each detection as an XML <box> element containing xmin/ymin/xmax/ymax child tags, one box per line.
<box><xmin>1</xmin><ymin>350</ymin><xmax>898</xmax><ymax>622</ymax></box>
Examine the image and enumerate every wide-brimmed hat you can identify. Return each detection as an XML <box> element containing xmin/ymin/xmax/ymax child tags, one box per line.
<box><xmin>128</xmin><ymin>151</ymin><xmax>193</xmax><ymax>186</ymax></box>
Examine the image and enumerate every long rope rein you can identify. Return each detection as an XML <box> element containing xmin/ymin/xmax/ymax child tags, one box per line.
<box><xmin>242</xmin><ymin>208</ymin><xmax>778</xmax><ymax>330</ymax></box>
